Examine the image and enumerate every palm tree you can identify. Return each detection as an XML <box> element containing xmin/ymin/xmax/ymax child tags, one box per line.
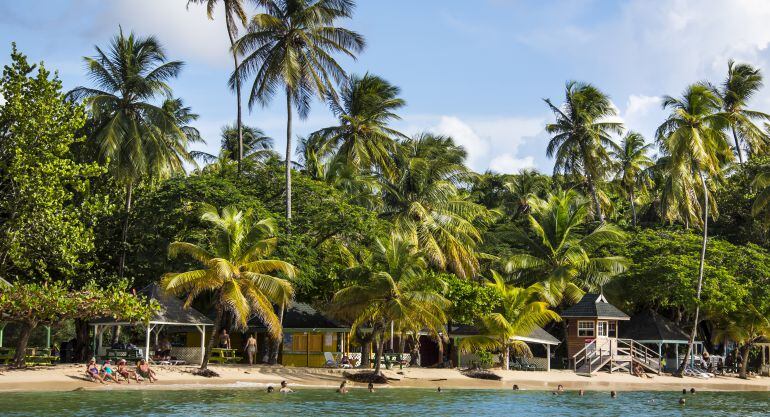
<box><xmin>380</xmin><ymin>133</ymin><xmax>493</xmax><ymax>278</ymax></box>
<box><xmin>751</xmin><ymin>168</ymin><xmax>770</xmax><ymax>222</ymax></box>
<box><xmin>610</xmin><ymin>131</ymin><xmax>653</xmax><ymax>226</ymax></box>
<box><xmin>655</xmin><ymin>83</ymin><xmax>732</xmax><ymax>376</ymax></box>
<box><xmin>312</xmin><ymin>73</ymin><xmax>406</xmax><ymax>177</ymax></box>
<box><xmin>505</xmin><ymin>190</ymin><xmax>628</xmax><ymax>306</ymax></box>
<box><xmin>232</xmin><ymin>0</ymin><xmax>365</xmax><ymax>231</ymax></box>
<box><xmin>544</xmin><ymin>81</ymin><xmax>624</xmax><ymax>222</ymax></box>
<box><xmin>67</xmin><ymin>29</ymin><xmax>193</xmax><ymax>278</ymax></box>
<box><xmin>504</xmin><ymin>169</ymin><xmax>550</xmax><ymax>218</ymax></box>
<box><xmin>710</xmin><ymin>304</ymin><xmax>770</xmax><ymax>379</ymax></box>
<box><xmin>192</xmin><ymin>124</ymin><xmax>275</xmax><ymax>164</ymax></box>
<box><xmin>187</xmin><ymin>0</ymin><xmax>251</xmax><ymax>174</ymax></box>
<box><xmin>328</xmin><ymin>232</ymin><xmax>450</xmax><ymax>375</ymax></box>
<box><xmin>459</xmin><ymin>272</ymin><xmax>560</xmax><ymax>370</ymax></box>
<box><xmin>720</xmin><ymin>60</ymin><xmax>770</xmax><ymax>163</ymax></box>
<box><xmin>161</xmin><ymin>204</ymin><xmax>296</xmax><ymax>369</ymax></box>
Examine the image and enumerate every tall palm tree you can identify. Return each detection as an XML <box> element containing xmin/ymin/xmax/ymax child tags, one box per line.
<box><xmin>505</xmin><ymin>190</ymin><xmax>628</xmax><ymax>306</ymax></box>
<box><xmin>161</xmin><ymin>204</ymin><xmax>296</xmax><ymax>369</ymax></box>
<box><xmin>192</xmin><ymin>124</ymin><xmax>275</xmax><ymax>164</ymax></box>
<box><xmin>656</xmin><ymin>83</ymin><xmax>732</xmax><ymax>375</ymax></box>
<box><xmin>544</xmin><ymin>81</ymin><xmax>624</xmax><ymax>222</ymax></box>
<box><xmin>187</xmin><ymin>0</ymin><xmax>251</xmax><ymax>174</ymax></box>
<box><xmin>459</xmin><ymin>272</ymin><xmax>560</xmax><ymax>370</ymax></box>
<box><xmin>610</xmin><ymin>131</ymin><xmax>653</xmax><ymax>226</ymax></box>
<box><xmin>312</xmin><ymin>73</ymin><xmax>406</xmax><ymax>177</ymax></box>
<box><xmin>328</xmin><ymin>232</ymin><xmax>450</xmax><ymax>375</ymax></box>
<box><xmin>720</xmin><ymin>60</ymin><xmax>770</xmax><ymax>163</ymax></box>
<box><xmin>67</xmin><ymin>29</ymin><xmax>193</xmax><ymax>278</ymax></box>
<box><xmin>232</xmin><ymin>0</ymin><xmax>365</xmax><ymax>231</ymax></box>
<box><xmin>504</xmin><ymin>169</ymin><xmax>550</xmax><ymax>218</ymax></box>
<box><xmin>380</xmin><ymin>134</ymin><xmax>493</xmax><ymax>278</ymax></box>
<box><xmin>751</xmin><ymin>168</ymin><xmax>770</xmax><ymax>223</ymax></box>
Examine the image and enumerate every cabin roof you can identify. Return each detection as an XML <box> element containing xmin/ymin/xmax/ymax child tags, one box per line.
<box><xmin>561</xmin><ymin>293</ymin><xmax>630</xmax><ymax>320</ymax></box>
<box><xmin>618</xmin><ymin>310</ymin><xmax>689</xmax><ymax>342</ymax></box>
<box><xmin>90</xmin><ymin>283</ymin><xmax>213</xmax><ymax>326</ymax></box>
<box><xmin>450</xmin><ymin>324</ymin><xmax>560</xmax><ymax>345</ymax></box>
<box><xmin>248</xmin><ymin>301</ymin><xmax>349</xmax><ymax>331</ymax></box>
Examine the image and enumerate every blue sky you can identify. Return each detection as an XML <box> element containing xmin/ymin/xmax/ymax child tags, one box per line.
<box><xmin>3</xmin><ymin>0</ymin><xmax>770</xmax><ymax>173</ymax></box>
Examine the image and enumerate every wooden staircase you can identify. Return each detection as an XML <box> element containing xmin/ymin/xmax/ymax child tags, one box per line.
<box><xmin>573</xmin><ymin>338</ymin><xmax>661</xmax><ymax>376</ymax></box>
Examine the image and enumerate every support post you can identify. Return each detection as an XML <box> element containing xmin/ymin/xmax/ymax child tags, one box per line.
<box><xmin>675</xmin><ymin>344</ymin><xmax>679</xmax><ymax>370</ymax></box>
<box><xmin>92</xmin><ymin>325</ymin><xmax>98</xmax><ymax>358</ymax></box>
<box><xmin>46</xmin><ymin>326</ymin><xmax>51</xmax><ymax>349</ymax></box>
<box><xmin>390</xmin><ymin>321</ymin><xmax>394</xmax><ymax>351</ymax></box>
<box><xmin>145</xmin><ymin>324</ymin><xmax>151</xmax><ymax>361</ymax></box>
<box><xmin>0</xmin><ymin>323</ymin><xmax>5</xmax><ymax>348</ymax></box>
<box><xmin>98</xmin><ymin>327</ymin><xmax>104</xmax><ymax>357</ymax></box>
<box><xmin>546</xmin><ymin>344</ymin><xmax>551</xmax><ymax>371</ymax></box>
<box><xmin>198</xmin><ymin>325</ymin><xmax>206</xmax><ymax>366</ymax></box>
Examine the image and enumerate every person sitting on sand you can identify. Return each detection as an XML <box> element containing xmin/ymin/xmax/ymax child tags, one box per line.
<box><xmin>267</xmin><ymin>386</ymin><xmax>275</xmax><ymax>393</ymax></box>
<box><xmin>368</xmin><ymin>383</ymin><xmax>375</xmax><ymax>392</ymax></box>
<box><xmin>136</xmin><ymin>359</ymin><xmax>157</xmax><ymax>383</ymax></box>
<box><xmin>116</xmin><ymin>359</ymin><xmax>141</xmax><ymax>383</ymax></box>
<box><xmin>100</xmin><ymin>360</ymin><xmax>121</xmax><ymax>384</ymax></box>
<box><xmin>85</xmin><ymin>359</ymin><xmax>105</xmax><ymax>384</ymax></box>
<box><xmin>336</xmin><ymin>380</ymin><xmax>348</xmax><ymax>394</ymax></box>
<box><xmin>280</xmin><ymin>380</ymin><xmax>293</xmax><ymax>393</ymax></box>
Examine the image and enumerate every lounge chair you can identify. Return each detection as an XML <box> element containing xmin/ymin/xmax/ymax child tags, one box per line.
<box><xmin>324</xmin><ymin>352</ymin><xmax>351</xmax><ymax>368</ymax></box>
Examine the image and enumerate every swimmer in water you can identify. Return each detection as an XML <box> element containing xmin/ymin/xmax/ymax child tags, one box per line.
<box><xmin>368</xmin><ymin>382</ymin><xmax>375</xmax><ymax>392</ymax></box>
<box><xmin>610</xmin><ymin>391</ymin><xmax>617</xmax><ymax>398</ymax></box>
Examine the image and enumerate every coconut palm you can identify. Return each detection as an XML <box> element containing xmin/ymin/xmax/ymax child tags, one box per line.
<box><xmin>751</xmin><ymin>168</ymin><xmax>770</xmax><ymax>223</ymax></box>
<box><xmin>459</xmin><ymin>272</ymin><xmax>560</xmax><ymax>370</ymax></box>
<box><xmin>720</xmin><ymin>60</ymin><xmax>770</xmax><ymax>163</ymax></box>
<box><xmin>655</xmin><ymin>83</ymin><xmax>732</xmax><ymax>376</ymax></box>
<box><xmin>311</xmin><ymin>73</ymin><xmax>406</xmax><ymax>177</ymax></box>
<box><xmin>328</xmin><ymin>232</ymin><xmax>450</xmax><ymax>375</ymax></box>
<box><xmin>192</xmin><ymin>124</ymin><xmax>275</xmax><ymax>164</ymax></box>
<box><xmin>710</xmin><ymin>304</ymin><xmax>770</xmax><ymax>379</ymax></box>
<box><xmin>544</xmin><ymin>81</ymin><xmax>624</xmax><ymax>222</ymax></box>
<box><xmin>380</xmin><ymin>134</ymin><xmax>493</xmax><ymax>278</ymax></box>
<box><xmin>610</xmin><ymin>131</ymin><xmax>653</xmax><ymax>226</ymax></box>
<box><xmin>232</xmin><ymin>0</ymin><xmax>365</xmax><ymax>231</ymax></box>
<box><xmin>161</xmin><ymin>204</ymin><xmax>296</xmax><ymax>369</ymax></box>
<box><xmin>504</xmin><ymin>190</ymin><xmax>628</xmax><ymax>306</ymax></box>
<box><xmin>504</xmin><ymin>169</ymin><xmax>550</xmax><ymax>218</ymax></box>
<box><xmin>187</xmin><ymin>0</ymin><xmax>252</xmax><ymax>174</ymax></box>
<box><xmin>67</xmin><ymin>29</ymin><xmax>193</xmax><ymax>278</ymax></box>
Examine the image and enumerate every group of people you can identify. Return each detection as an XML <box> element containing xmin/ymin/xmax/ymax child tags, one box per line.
<box><xmin>85</xmin><ymin>358</ymin><xmax>158</xmax><ymax>384</ymax></box>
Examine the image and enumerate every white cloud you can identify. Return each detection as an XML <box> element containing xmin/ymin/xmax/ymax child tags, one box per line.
<box><xmin>489</xmin><ymin>154</ymin><xmax>535</xmax><ymax>174</ymax></box>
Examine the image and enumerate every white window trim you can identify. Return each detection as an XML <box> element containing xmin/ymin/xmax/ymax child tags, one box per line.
<box><xmin>597</xmin><ymin>320</ymin><xmax>608</xmax><ymax>337</ymax></box>
<box><xmin>608</xmin><ymin>321</ymin><xmax>617</xmax><ymax>338</ymax></box>
<box><xmin>577</xmin><ymin>320</ymin><xmax>595</xmax><ymax>337</ymax></box>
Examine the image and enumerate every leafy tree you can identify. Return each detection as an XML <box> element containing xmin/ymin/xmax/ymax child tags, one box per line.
<box><xmin>544</xmin><ymin>81</ymin><xmax>623</xmax><ymax>222</ymax></box>
<box><xmin>610</xmin><ymin>131</ymin><xmax>653</xmax><ymax>226</ymax></box>
<box><xmin>161</xmin><ymin>204</ymin><xmax>296</xmax><ymax>369</ymax></box>
<box><xmin>380</xmin><ymin>134</ymin><xmax>492</xmax><ymax>278</ymax></box>
<box><xmin>711</xmin><ymin>303</ymin><xmax>770</xmax><ymax>379</ymax></box>
<box><xmin>0</xmin><ymin>45</ymin><xmax>106</xmax><ymax>283</ymax></box>
<box><xmin>67</xmin><ymin>29</ymin><xmax>195</xmax><ymax>278</ymax></box>
<box><xmin>329</xmin><ymin>232</ymin><xmax>449</xmax><ymax>375</ymax></box>
<box><xmin>505</xmin><ymin>190</ymin><xmax>628</xmax><ymax>305</ymax></box>
<box><xmin>656</xmin><ymin>83</ymin><xmax>732</xmax><ymax>375</ymax></box>
<box><xmin>232</xmin><ymin>0</ymin><xmax>365</xmax><ymax>230</ymax></box>
<box><xmin>459</xmin><ymin>272</ymin><xmax>559</xmax><ymax>370</ymax></box>
<box><xmin>0</xmin><ymin>280</ymin><xmax>157</xmax><ymax>367</ymax></box>
<box><xmin>720</xmin><ymin>60</ymin><xmax>770</xmax><ymax>163</ymax></box>
<box><xmin>187</xmin><ymin>0</ymin><xmax>252</xmax><ymax>174</ymax></box>
<box><xmin>441</xmin><ymin>272</ymin><xmax>500</xmax><ymax>325</ymax></box>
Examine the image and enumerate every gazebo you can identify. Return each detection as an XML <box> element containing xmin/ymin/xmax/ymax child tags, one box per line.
<box><xmin>89</xmin><ymin>284</ymin><xmax>213</xmax><ymax>365</ymax></box>
<box><xmin>619</xmin><ymin>310</ymin><xmax>703</xmax><ymax>371</ymax></box>
<box><xmin>450</xmin><ymin>324</ymin><xmax>560</xmax><ymax>371</ymax></box>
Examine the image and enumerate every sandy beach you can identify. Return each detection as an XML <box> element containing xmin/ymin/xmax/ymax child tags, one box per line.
<box><xmin>1</xmin><ymin>364</ymin><xmax>768</xmax><ymax>393</ymax></box>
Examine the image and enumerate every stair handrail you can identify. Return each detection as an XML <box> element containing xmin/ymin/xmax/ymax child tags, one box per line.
<box><xmin>617</xmin><ymin>338</ymin><xmax>662</xmax><ymax>373</ymax></box>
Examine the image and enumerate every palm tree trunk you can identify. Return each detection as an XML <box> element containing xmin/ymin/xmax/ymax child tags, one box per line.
<box><xmin>739</xmin><ymin>344</ymin><xmax>751</xmax><ymax>379</ymax></box>
<box><xmin>630</xmin><ymin>188</ymin><xmax>637</xmax><ymax>227</ymax></box>
<box><xmin>201</xmin><ymin>305</ymin><xmax>223</xmax><ymax>370</ymax></box>
<box><xmin>676</xmin><ymin>171</ymin><xmax>709</xmax><ymax>376</ymax></box>
<box><xmin>373</xmin><ymin>331</ymin><xmax>384</xmax><ymax>375</ymax></box>
<box><xmin>13</xmin><ymin>321</ymin><xmax>36</xmax><ymax>367</ymax></box>
<box><xmin>269</xmin><ymin>302</ymin><xmax>285</xmax><ymax>365</ymax></box>
<box><xmin>732</xmin><ymin>125</ymin><xmax>744</xmax><ymax>164</ymax></box>
<box><xmin>587</xmin><ymin>178</ymin><xmax>604</xmax><ymax>223</ymax></box>
<box><xmin>227</xmin><ymin>27</ymin><xmax>243</xmax><ymax>176</ymax></box>
<box><xmin>503</xmin><ymin>345</ymin><xmax>510</xmax><ymax>370</ymax></box>
<box><xmin>118</xmin><ymin>183</ymin><xmax>133</xmax><ymax>279</ymax></box>
<box><xmin>285</xmin><ymin>88</ymin><xmax>293</xmax><ymax>235</ymax></box>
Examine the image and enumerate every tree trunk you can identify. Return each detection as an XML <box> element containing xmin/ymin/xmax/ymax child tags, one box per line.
<box><xmin>587</xmin><ymin>178</ymin><xmax>604</xmax><ymax>223</ymax></box>
<box><xmin>227</xmin><ymin>27</ymin><xmax>243</xmax><ymax>176</ymax></box>
<box><xmin>398</xmin><ymin>333</ymin><xmax>406</xmax><ymax>353</ymax></box>
<box><xmin>110</xmin><ymin>325</ymin><xmax>122</xmax><ymax>346</ymax></box>
<box><xmin>74</xmin><ymin>319</ymin><xmax>90</xmax><ymax>362</ymax></box>
<box><xmin>732</xmin><ymin>125</ymin><xmax>744</xmax><ymax>164</ymax></box>
<box><xmin>676</xmin><ymin>171</ymin><xmax>709</xmax><ymax>377</ymax></box>
<box><xmin>269</xmin><ymin>302</ymin><xmax>285</xmax><ymax>365</ymax></box>
<box><xmin>630</xmin><ymin>188</ymin><xmax>637</xmax><ymax>227</ymax></box>
<box><xmin>361</xmin><ymin>339</ymin><xmax>372</xmax><ymax>368</ymax></box>
<box><xmin>503</xmin><ymin>345</ymin><xmax>510</xmax><ymax>370</ymax></box>
<box><xmin>739</xmin><ymin>344</ymin><xmax>751</xmax><ymax>379</ymax></box>
<box><xmin>285</xmin><ymin>88</ymin><xmax>293</xmax><ymax>234</ymax></box>
<box><xmin>13</xmin><ymin>322</ymin><xmax>36</xmax><ymax>367</ymax></box>
<box><xmin>201</xmin><ymin>305</ymin><xmax>223</xmax><ymax>370</ymax></box>
<box><xmin>118</xmin><ymin>183</ymin><xmax>133</xmax><ymax>279</ymax></box>
<box><xmin>372</xmin><ymin>331</ymin><xmax>384</xmax><ymax>375</ymax></box>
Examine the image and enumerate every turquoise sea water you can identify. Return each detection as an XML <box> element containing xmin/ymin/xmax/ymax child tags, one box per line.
<box><xmin>3</xmin><ymin>387</ymin><xmax>769</xmax><ymax>416</ymax></box>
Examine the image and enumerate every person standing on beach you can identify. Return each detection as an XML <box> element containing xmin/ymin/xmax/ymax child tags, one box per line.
<box><xmin>245</xmin><ymin>334</ymin><xmax>257</xmax><ymax>365</ymax></box>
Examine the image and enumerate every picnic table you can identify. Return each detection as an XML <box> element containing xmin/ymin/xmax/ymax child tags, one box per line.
<box><xmin>0</xmin><ymin>347</ymin><xmax>58</xmax><ymax>365</ymax></box>
<box><xmin>104</xmin><ymin>348</ymin><xmax>144</xmax><ymax>363</ymax></box>
<box><xmin>209</xmin><ymin>348</ymin><xmax>242</xmax><ymax>364</ymax></box>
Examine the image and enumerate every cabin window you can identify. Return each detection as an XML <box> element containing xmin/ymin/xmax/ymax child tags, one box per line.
<box><xmin>577</xmin><ymin>321</ymin><xmax>595</xmax><ymax>337</ymax></box>
<box><xmin>608</xmin><ymin>322</ymin><xmax>617</xmax><ymax>338</ymax></box>
<box><xmin>597</xmin><ymin>321</ymin><xmax>608</xmax><ymax>337</ymax></box>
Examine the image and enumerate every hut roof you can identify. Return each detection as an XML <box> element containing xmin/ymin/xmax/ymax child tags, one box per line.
<box><xmin>561</xmin><ymin>293</ymin><xmax>630</xmax><ymax>320</ymax></box>
<box><xmin>249</xmin><ymin>302</ymin><xmax>349</xmax><ymax>331</ymax></box>
<box><xmin>618</xmin><ymin>310</ymin><xmax>690</xmax><ymax>343</ymax></box>
<box><xmin>91</xmin><ymin>284</ymin><xmax>213</xmax><ymax>326</ymax></box>
<box><xmin>450</xmin><ymin>324</ymin><xmax>560</xmax><ymax>345</ymax></box>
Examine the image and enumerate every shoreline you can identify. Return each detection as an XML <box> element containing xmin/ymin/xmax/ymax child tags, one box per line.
<box><xmin>2</xmin><ymin>364</ymin><xmax>769</xmax><ymax>393</ymax></box>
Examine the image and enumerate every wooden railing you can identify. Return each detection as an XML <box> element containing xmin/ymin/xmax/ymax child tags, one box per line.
<box><xmin>616</xmin><ymin>338</ymin><xmax>661</xmax><ymax>374</ymax></box>
<box><xmin>573</xmin><ymin>338</ymin><xmax>612</xmax><ymax>374</ymax></box>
